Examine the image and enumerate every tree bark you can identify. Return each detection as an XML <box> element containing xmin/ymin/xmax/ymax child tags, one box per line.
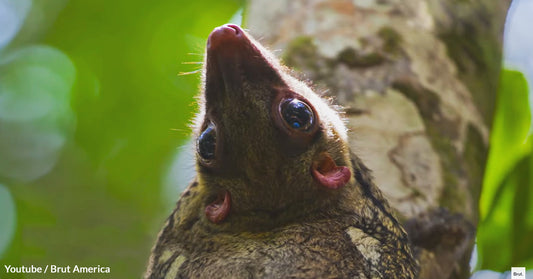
<box><xmin>246</xmin><ymin>0</ymin><xmax>510</xmax><ymax>278</ymax></box>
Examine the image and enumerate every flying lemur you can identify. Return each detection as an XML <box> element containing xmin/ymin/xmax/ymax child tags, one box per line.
<box><xmin>145</xmin><ymin>24</ymin><xmax>418</xmax><ymax>279</ymax></box>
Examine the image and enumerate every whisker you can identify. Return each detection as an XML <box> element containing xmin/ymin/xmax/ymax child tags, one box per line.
<box><xmin>178</xmin><ymin>69</ymin><xmax>202</xmax><ymax>76</ymax></box>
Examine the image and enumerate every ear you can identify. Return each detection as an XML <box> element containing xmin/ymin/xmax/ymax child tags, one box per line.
<box><xmin>311</xmin><ymin>152</ymin><xmax>351</xmax><ymax>189</ymax></box>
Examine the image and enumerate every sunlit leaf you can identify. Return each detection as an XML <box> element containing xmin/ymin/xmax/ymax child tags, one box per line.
<box><xmin>477</xmin><ymin>70</ymin><xmax>532</xmax><ymax>272</ymax></box>
<box><xmin>478</xmin><ymin>138</ymin><xmax>533</xmax><ymax>271</ymax></box>
<box><xmin>477</xmin><ymin>171</ymin><xmax>515</xmax><ymax>271</ymax></box>
<box><xmin>480</xmin><ymin>70</ymin><xmax>531</xmax><ymax>220</ymax></box>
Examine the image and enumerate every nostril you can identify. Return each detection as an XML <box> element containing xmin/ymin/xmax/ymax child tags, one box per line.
<box><xmin>207</xmin><ymin>24</ymin><xmax>245</xmax><ymax>50</ymax></box>
<box><xmin>225</xmin><ymin>24</ymin><xmax>242</xmax><ymax>36</ymax></box>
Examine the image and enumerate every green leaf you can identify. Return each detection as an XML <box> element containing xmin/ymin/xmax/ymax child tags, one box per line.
<box><xmin>511</xmin><ymin>150</ymin><xmax>533</xmax><ymax>265</ymax></box>
<box><xmin>477</xmin><ymin>69</ymin><xmax>533</xmax><ymax>271</ymax></box>
<box><xmin>478</xmin><ymin>146</ymin><xmax>533</xmax><ymax>271</ymax></box>
<box><xmin>480</xmin><ymin>70</ymin><xmax>531</xmax><ymax>220</ymax></box>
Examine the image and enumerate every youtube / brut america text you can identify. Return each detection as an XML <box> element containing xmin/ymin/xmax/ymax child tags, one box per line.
<box><xmin>4</xmin><ymin>264</ymin><xmax>111</xmax><ymax>274</ymax></box>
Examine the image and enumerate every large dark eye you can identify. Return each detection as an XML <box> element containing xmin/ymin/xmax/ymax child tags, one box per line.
<box><xmin>280</xmin><ymin>99</ymin><xmax>315</xmax><ymax>131</ymax></box>
<box><xmin>197</xmin><ymin>122</ymin><xmax>217</xmax><ymax>160</ymax></box>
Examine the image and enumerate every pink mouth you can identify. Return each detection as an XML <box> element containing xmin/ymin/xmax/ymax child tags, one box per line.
<box><xmin>311</xmin><ymin>152</ymin><xmax>351</xmax><ymax>189</ymax></box>
<box><xmin>205</xmin><ymin>190</ymin><xmax>231</xmax><ymax>224</ymax></box>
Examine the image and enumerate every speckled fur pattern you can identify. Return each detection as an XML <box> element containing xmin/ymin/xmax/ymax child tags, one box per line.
<box><xmin>145</xmin><ymin>155</ymin><xmax>418</xmax><ymax>279</ymax></box>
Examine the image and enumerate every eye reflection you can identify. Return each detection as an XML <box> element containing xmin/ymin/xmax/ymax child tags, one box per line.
<box><xmin>197</xmin><ymin>122</ymin><xmax>216</xmax><ymax>160</ymax></box>
<box><xmin>280</xmin><ymin>99</ymin><xmax>314</xmax><ymax>131</ymax></box>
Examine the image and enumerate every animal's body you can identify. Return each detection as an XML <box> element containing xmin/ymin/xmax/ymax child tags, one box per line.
<box><xmin>145</xmin><ymin>24</ymin><xmax>418</xmax><ymax>279</ymax></box>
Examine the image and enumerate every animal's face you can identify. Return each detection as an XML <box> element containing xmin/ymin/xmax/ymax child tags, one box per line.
<box><xmin>194</xmin><ymin>25</ymin><xmax>353</xmax><ymax>225</ymax></box>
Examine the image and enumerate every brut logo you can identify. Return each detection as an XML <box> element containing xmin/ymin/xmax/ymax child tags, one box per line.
<box><xmin>512</xmin><ymin>267</ymin><xmax>526</xmax><ymax>279</ymax></box>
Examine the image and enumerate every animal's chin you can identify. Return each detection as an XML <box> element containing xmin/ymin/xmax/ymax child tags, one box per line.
<box><xmin>204</xmin><ymin>24</ymin><xmax>283</xmax><ymax>105</ymax></box>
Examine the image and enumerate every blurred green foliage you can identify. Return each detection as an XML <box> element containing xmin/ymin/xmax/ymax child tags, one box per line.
<box><xmin>0</xmin><ymin>0</ymin><xmax>241</xmax><ymax>278</ymax></box>
<box><xmin>0</xmin><ymin>1</ymin><xmax>531</xmax><ymax>278</ymax></box>
<box><xmin>477</xmin><ymin>70</ymin><xmax>533</xmax><ymax>271</ymax></box>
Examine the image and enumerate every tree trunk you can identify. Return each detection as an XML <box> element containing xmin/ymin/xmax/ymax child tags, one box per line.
<box><xmin>246</xmin><ymin>0</ymin><xmax>510</xmax><ymax>278</ymax></box>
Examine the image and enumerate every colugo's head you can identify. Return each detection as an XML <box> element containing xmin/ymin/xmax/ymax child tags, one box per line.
<box><xmin>194</xmin><ymin>25</ymin><xmax>353</xmax><ymax>228</ymax></box>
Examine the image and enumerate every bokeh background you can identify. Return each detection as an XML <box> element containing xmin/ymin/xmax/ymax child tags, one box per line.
<box><xmin>0</xmin><ymin>0</ymin><xmax>531</xmax><ymax>278</ymax></box>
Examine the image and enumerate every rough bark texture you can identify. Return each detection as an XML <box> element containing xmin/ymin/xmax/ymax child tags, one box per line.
<box><xmin>246</xmin><ymin>0</ymin><xmax>510</xmax><ymax>278</ymax></box>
